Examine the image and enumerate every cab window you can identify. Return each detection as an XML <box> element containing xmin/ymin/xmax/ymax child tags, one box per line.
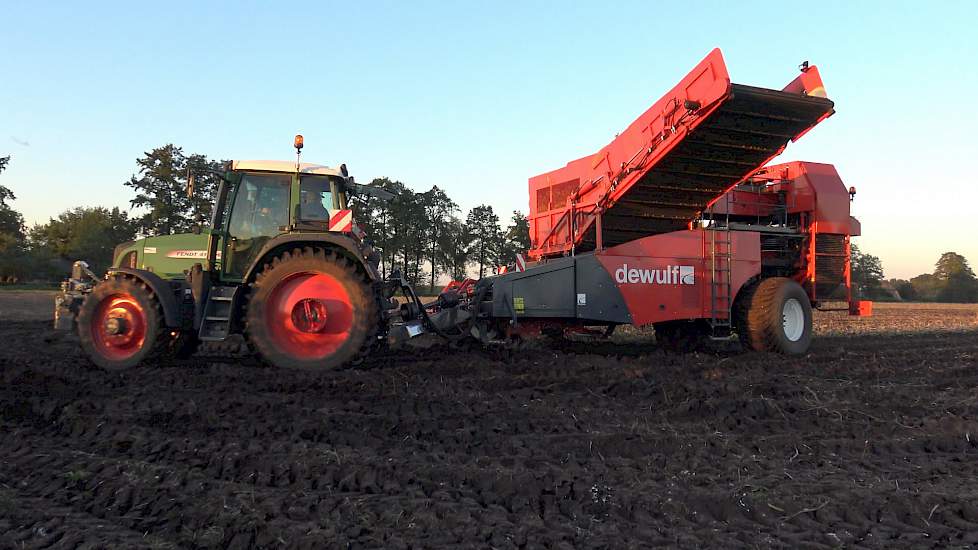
<box><xmin>228</xmin><ymin>174</ymin><xmax>291</xmax><ymax>238</ymax></box>
<box><xmin>225</xmin><ymin>173</ymin><xmax>291</xmax><ymax>277</ymax></box>
<box><xmin>299</xmin><ymin>175</ymin><xmax>338</xmax><ymax>221</ymax></box>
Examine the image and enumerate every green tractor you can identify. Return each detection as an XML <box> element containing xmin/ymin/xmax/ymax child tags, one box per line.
<box><xmin>55</xmin><ymin>139</ymin><xmax>429</xmax><ymax>371</ymax></box>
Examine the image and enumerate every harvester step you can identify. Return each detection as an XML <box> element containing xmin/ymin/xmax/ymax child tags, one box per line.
<box><xmin>210</xmin><ymin>296</ymin><xmax>233</xmax><ymax>302</ymax></box>
<box><xmin>204</xmin><ymin>316</ymin><xmax>230</xmax><ymax>322</ymax></box>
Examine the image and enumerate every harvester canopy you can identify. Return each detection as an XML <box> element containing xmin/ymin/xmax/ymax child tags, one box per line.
<box><xmin>528</xmin><ymin>49</ymin><xmax>834</xmax><ymax>259</ymax></box>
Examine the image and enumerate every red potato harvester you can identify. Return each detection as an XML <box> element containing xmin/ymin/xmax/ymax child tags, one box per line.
<box><xmin>482</xmin><ymin>48</ymin><xmax>868</xmax><ymax>354</ymax></box>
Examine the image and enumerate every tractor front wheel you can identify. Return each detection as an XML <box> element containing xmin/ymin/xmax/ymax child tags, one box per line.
<box><xmin>245</xmin><ymin>248</ymin><xmax>377</xmax><ymax>370</ymax></box>
<box><xmin>77</xmin><ymin>276</ymin><xmax>165</xmax><ymax>370</ymax></box>
<box><xmin>736</xmin><ymin>277</ymin><xmax>812</xmax><ymax>355</ymax></box>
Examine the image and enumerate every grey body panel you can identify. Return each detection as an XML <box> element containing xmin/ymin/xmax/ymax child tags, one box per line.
<box><xmin>492</xmin><ymin>257</ymin><xmax>576</xmax><ymax>318</ymax></box>
<box><xmin>491</xmin><ymin>253</ymin><xmax>631</xmax><ymax>324</ymax></box>
<box><xmin>574</xmin><ymin>254</ymin><xmax>632</xmax><ymax>323</ymax></box>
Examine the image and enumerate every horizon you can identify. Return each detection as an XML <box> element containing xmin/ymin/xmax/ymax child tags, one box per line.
<box><xmin>3</xmin><ymin>1</ymin><xmax>976</xmax><ymax>280</ymax></box>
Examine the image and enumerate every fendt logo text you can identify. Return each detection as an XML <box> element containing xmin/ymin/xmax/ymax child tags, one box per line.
<box><xmin>614</xmin><ymin>264</ymin><xmax>695</xmax><ymax>285</ymax></box>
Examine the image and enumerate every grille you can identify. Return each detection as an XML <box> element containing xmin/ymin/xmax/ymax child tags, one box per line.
<box><xmin>815</xmin><ymin>234</ymin><xmax>847</xmax><ymax>299</ymax></box>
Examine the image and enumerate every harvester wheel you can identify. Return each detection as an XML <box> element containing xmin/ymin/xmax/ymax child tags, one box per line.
<box><xmin>77</xmin><ymin>276</ymin><xmax>166</xmax><ymax>370</ymax></box>
<box><xmin>245</xmin><ymin>247</ymin><xmax>377</xmax><ymax>370</ymax></box>
<box><xmin>735</xmin><ymin>277</ymin><xmax>812</xmax><ymax>355</ymax></box>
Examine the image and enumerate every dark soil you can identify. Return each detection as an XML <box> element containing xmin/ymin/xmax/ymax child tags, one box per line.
<box><xmin>2</xmin><ymin>302</ymin><xmax>978</xmax><ymax>548</ymax></box>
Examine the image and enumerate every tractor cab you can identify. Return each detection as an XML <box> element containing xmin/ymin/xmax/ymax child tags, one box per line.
<box><xmin>214</xmin><ymin>160</ymin><xmax>353</xmax><ymax>279</ymax></box>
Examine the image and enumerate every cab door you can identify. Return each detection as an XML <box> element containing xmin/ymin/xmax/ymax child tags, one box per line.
<box><xmin>223</xmin><ymin>172</ymin><xmax>292</xmax><ymax>280</ymax></box>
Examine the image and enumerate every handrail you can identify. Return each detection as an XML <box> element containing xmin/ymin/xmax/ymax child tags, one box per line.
<box><xmin>534</xmin><ymin>203</ymin><xmax>600</xmax><ymax>252</ymax></box>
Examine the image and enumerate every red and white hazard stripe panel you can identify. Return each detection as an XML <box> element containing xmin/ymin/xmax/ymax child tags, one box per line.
<box><xmin>328</xmin><ymin>209</ymin><xmax>353</xmax><ymax>232</ymax></box>
<box><xmin>515</xmin><ymin>253</ymin><xmax>526</xmax><ymax>272</ymax></box>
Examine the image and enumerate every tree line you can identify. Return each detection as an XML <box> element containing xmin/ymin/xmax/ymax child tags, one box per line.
<box><xmin>851</xmin><ymin>246</ymin><xmax>978</xmax><ymax>303</ymax></box>
<box><xmin>347</xmin><ymin>180</ymin><xmax>528</xmax><ymax>287</ymax></box>
<box><xmin>0</xmin><ymin>146</ymin><xmax>529</xmax><ymax>287</ymax></box>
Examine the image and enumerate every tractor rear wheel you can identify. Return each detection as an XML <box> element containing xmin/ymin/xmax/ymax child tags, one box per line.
<box><xmin>77</xmin><ymin>276</ymin><xmax>165</xmax><ymax>370</ymax></box>
<box><xmin>735</xmin><ymin>277</ymin><xmax>812</xmax><ymax>355</ymax></box>
<box><xmin>245</xmin><ymin>247</ymin><xmax>378</xmax><ymax>370</ymax></box>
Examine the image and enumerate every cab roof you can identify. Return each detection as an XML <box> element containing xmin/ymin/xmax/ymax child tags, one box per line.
<box><xmin>230</xmin><ymin>159</ymin><xmax>343</xmax><ymax>177</ymax></box>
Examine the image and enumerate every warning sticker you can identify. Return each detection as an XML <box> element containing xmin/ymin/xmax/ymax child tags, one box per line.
<box><xmin>513</xmin><ymin>296</ymin><xmax>525</xmax><ymax>314</ymax></box>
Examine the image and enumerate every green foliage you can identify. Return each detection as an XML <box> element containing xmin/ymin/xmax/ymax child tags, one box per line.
<box><xmin>496</xmin><ymin>211</ymin><xmax>530</xmax><ymax>267</ymax></box>
<box><xmin>125</xmin><ymin>145</ymin><xmax>224</xmax><ymax>236</ymax></box>
<box><xmin>888</xmin><ymin>278</ymin><xmax>915</xmax><ymax>301</ymax></box>
<box><xmin>438</xmin><ymin>218</ymin><xmax>472</xmax><ymax>281</ymax></box>
<box><xmin>29</xmin><ymin>207</ymin><xmax>138</xmax><ymax>274</ymax></box>
<box><xmin>849</xmin><ymin>246</ymin><xmax>978</xmax><ymax>303</ymax></box>
<box><xmin>0</xmin><ymin>156</ymin><xmax>28</xmax><ymax>279</ymax></box>
<box><xmin>850</xmin><ymin>244</ymin><xmax>884</xmax><ymax>291</ymax></box>
<box><xmin>0</xmin><ymin>157</ymin><xmax>24</xmax><ymax>242</ymax></box>
<box><xmin>466</xmin><ymin>205</ymin><xmax>502</xmax><ymax>278</ymax></box>
<box><xmin>350</xmin><ymin>177</ymin><xmax>429</xmax><ymax>284</ymax></box>
<box><xmin>349</xmin><ymin>177</ymin><xmax>401</xmax><ymax>278</ymax></box>
<box><xmin>934</xmin><ymin>252</ymin><xmax>976</xmax><ymax>281</ymax></box>
<box><xmin>0</xmin><ymin>185</ymin><xmax>25</xmax><ymax>244</ymax></box>
<box><xmin>897</xmin><ymin>252</ymin><xmax>978</xmax><ymax>303</ymax></box>
<box><xmin>420</xmin><ymin>186</ymin><xmax>458</xmax><ymax>289</ymax></box>
<box><xmin>909</xmin><ymin>273</ymin><xmax>941</xmax><ymax>301</ymax></box>
<box><xmin>352</xmin><ymin>179</ymin><xmax>528</xmax><ymax>283</ymax></box>
<box><xmin>389</xmin><ymin>183</ymin><xmax>428</xmax><ymax>285</ymax></box>
<box><xmin>933</xmin><ymin>252</ymin><xmax>978</xmax><ymax>302</ymax></box>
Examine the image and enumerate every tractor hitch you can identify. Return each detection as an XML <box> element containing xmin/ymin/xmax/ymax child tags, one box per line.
<box><xmin>54</xmin><ymin>260</ymin><xmax>100</xmax><ymax>331</ymax></box>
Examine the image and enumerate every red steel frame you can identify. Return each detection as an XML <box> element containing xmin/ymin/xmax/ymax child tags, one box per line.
<box><xmin>497</xmin><ymin>51</ymin><xmax>870</xmax><ymax>333</ymax></box>
<box><xmin>527</xmin><ymin>49</ymin><xmax>833</xmax><ymax>260</ymax></box>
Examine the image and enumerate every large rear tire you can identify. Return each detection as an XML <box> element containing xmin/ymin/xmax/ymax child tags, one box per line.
<box><xmin>77</xmin><ymin>276</ymin><xmax>166</xmax><ymax>370</ymax></box>
<box><xmin>735</xmin><ymin>277</ymin><xmax>812</xmax><ymax>355</ymax></box>
<box><xmin>245</xmin><ymin>247</ymin><xmax>378</xmax><ymax>370</ymax></box>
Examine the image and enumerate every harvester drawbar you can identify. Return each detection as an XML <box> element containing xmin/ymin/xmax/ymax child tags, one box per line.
<box><xmin>56</xmin><ymin>49</ymin><xmax>867</xmax><ymax>371</ymax></box>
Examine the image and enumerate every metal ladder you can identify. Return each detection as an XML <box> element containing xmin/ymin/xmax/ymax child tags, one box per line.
<box><xmin>198</xmin><ymin>285</ymin><xmax>237</xmax><ymax>341</ymax></box>
<box><xmin>709</xmin><ymin>227</ymin><xmax>733</xmax><ymax>334</ymax></box>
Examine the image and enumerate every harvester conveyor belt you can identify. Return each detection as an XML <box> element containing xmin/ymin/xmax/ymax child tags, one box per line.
<box><xmin>527</xmin><ymin>49</ymin><xmax>834</xmax><ymax>259</ymax></box>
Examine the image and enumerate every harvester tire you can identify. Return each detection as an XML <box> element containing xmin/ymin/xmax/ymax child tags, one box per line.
<box><xmin>77</xmin><ymin>275</ymin><xmax>167</xmax><ymax>370</ymax></box>
<box><xmin>245</xmin><ymin>247</ymin><xmax>378</xmax><ymax>370</ymax></box>
<box><xmin>735</xmin><ymin>277</ymin><xmax>812</xmax><ymax>355</ymax></box>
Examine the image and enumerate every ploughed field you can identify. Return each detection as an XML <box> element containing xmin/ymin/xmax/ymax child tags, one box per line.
<box><xmin>2</xmin><ymin>293</ymin><xmax>978</xmax><ymax>549</ymax></box>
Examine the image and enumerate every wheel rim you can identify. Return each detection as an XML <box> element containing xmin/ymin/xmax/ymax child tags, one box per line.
<box><xmin>91</xmin><ymin>293</ymin><xmax>148</xmax><ymax>361</ymax></box>
<box><xmin>265</xmin><ymin>271</ymin><xmax>354</xmax><ymax>360</ymax></box>
<box><xmin>782</xmin><ymin>298</ymin><xmax>805</xmax><ymax>342</ymax></box>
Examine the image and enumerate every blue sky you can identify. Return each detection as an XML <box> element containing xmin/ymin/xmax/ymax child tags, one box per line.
<box><xmin>2</xmin><ymin>1</ymin><xmax>976</xmax><ymax>279</ymax></box>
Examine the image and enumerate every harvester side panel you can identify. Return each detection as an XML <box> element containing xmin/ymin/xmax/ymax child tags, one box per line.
<box><xmin>491</xmin><ymin>228</ymin><xmax>761</xmax><ymax>327</ymax></box>
<box><xmin>593</xmin><ymin>230</ymin><xmax>761</xmax><ymax>326</ymax></box>
<box><xmin>528</xmin><ymin>48</ymin><xmax>834</xmax><ymax>259</ymax></box>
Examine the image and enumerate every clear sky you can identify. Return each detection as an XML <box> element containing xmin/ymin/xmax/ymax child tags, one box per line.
<box><xmin>2</xmin><ymin>1</ymin><xmax>976</xmax><ymax>279</ymax></box>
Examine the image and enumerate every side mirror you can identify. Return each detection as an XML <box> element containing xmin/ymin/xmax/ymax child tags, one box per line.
<box><xmin>351</xmin><ymin>182</ymin><xmax>395</xmax><ymax>201</ymax></box>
